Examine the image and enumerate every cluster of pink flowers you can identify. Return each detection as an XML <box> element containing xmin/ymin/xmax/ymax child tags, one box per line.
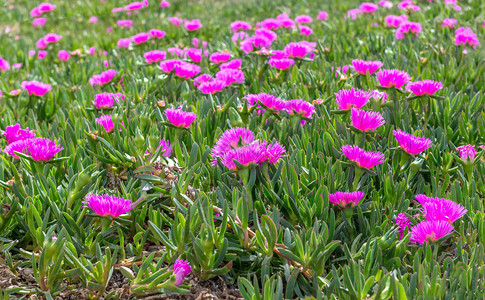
<box><xmin>196</xmin><ymin>66</ymin><xmax>245</xmax><ymax>94</ymax></box>
<box><xmin>3</xmin><ymin>136</ymin><xmax>63</xmax><ymax>161</ymax></box>
<box><xmin>112</xmin><ymin>1</ymin><xmax>148</xmax><ymax>13</ymax></box>
<box><xmin>398</xmin><ymin>0</ymin><xmax>420</xmax><ymax>12</ymax></box>
<box><xmin>211</xmin><ymin>128</ymin><xmax>285</xmax><ymax>170</ymax></box>
<box><xmin>352</xmin><ymin>59</ymin><xmax>383</xmax><ymax>75</ymax></box>
<box><xmin>243</xmin><ymin>93</ymin><xmax>315</xmax><ymax>122</ymax></box>
<box><xmin>89</xmin><ymin>69</ymin><xmax>118</xmax><ymax>87</ymax></box>
<box><xmin>2</xmin><ymin>124</ymin><xmax>35</xmax><ymax>144</ymax></box>
<box><xmin>36</xmin><ymin>33</ymin><xmax>62</xmax><ymax>49</ymax></box>
<box><xmin>454</xmin><ymin>27</ymin><xmax>480</xmax><ymax>49</ymax></box>
<box><xmin>30</xmin><ymin>2</ymin><xmax>56</xmax><ymax>18</ymax></box>
<box><xmin>442</xmin><ymin>18</ymin><xmax>457</xmax><ymax>29</ymax></box>
<box><xmin>160</xmin><ymin>60</ymin><xmax>201</xmax><ymax>79</ymax></box>
<box><xmin>384</xmin><ymin>15</ymin><xmax>408</xmax><ymax>28</ymax></box>
<box><xmin>395</xmin><ymin>21</ymin><xmax>422</xmax><ymax>40</ymax></box>
<box><xmin>21</xmin><ymin>80</ymin><xmax>52</xmax><ymax>96</ymax></box>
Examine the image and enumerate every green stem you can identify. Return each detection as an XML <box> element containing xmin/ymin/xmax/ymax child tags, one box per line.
<box><xmin>392</xmin><ymin>87</ymin><xmax>400</xmax><ymax>126</ymax></box>
<box><xmin>352</xmin><ymin>167</ymin><xmax>365</xmax><ymax>191</ymax></box>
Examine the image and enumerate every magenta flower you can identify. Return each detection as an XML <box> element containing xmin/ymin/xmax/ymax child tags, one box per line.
<box><xmin>156</xmin><ymin>140</ymin><xmax>172</xmax><ymax>157</ymax></box>
<box><xmin>221</xmin><ymin>142</ymin><xmax>268</xmax><ymax>170</ymax></box>
<box><xmin>160</xmin><ymin>59</ymin><xmax>183</xmax><ymax>73</ymax></box>
<box><xmin>231</xmin><ymin>21</ymin><xmax>252</xmax><ymax>33</ymax></box>
<box><xmin>93</xmin><ymin>93</ymin><xmax>125</xmax><ymax>109</ymax></box>
<box><xmin>0</xmin><ymin>57</ymin><xmax>10</xmax><ymax>72</ymax></box>
<box><xmin>185</xmin><ymin>48</ymin><xmax>203</xmax><ymax>63</ymax></box>
<box><xmin>422</xmin><ymin>198</ymin><xmax>467</xmax><ymax>224</ymax></box>
<box><xmin>260</xmin><ymin>18</ymin><xmax>280</xmax><ymax>30</ymax></box>
<box><xmin>43</xmin><ymin>33</ymin><xmax>62</xmax><ymax>44</ymax></box>
<box><xmin>266</xmin><ymin>142</ymin><xmax>286</xmax><ymax>163</ymax></box>
<box><xmin>185</xmin><ymin>19</ymin><xmax>202</xmax><ymax>31</ymax></box>
<box><xmin>84</xmin><ymin>194</ymin><xmax>134</xmax><ymax>218</ymax></box>
<box><xmin>2</xmin><ymin>124</ymin><xmax>35</xmax><ymax>144</ymax></box>
<box><xmin>193</xmin><ymin>74</ymin><xmax>213</xmax><ymax>87</ymax></box>
<box><xmin>165</xmin><ymin>109</ymin><xmax>197</xmax><ymax>128</ymax></box>
<box><xmin>376</xmin><ymin>69</ymin><xmax>411</xmax><ymax>89</ymax></box>
<box><xmin>406</xmin><ymin>80</ymin><xmax>443</xmax><ymax>96</ymax></box>
<box><xmin>352</xmin><ymin>59</ymin><xmax>383</xmax><ymax>75</ymax></box>
<box><xmin>456</xmin><ymin>145</ymin><xmax>476</xmax><ymax>161</ymax></box>
<box><xmin>347</xmin><ymin>9</ymin><xmax>362</xmax><ymax>20</ymax></box>
<box><xmin>168</xmin><ymin>47</ymin><xmax>185</xmax><ymax>58</ymax></box>
<box><xmin>132</xmin><ymin>32</ymin><xmax>150</xmax><ymax>44</ymax></box>
<box><xmin>372</xmin><ymin>90</ymin><xmax>388</xmax><ymax>103</ymax></box>
<box><xmin>24</xmin><ymin>138</ymin><xmax>63</xmax><ymax>161</ymax></box>
<box><xmin>21</xmin><ymin>81</ymin><xmax>52</xmax><ymax>96</ymax></box>
<box><xmin>173</xmin><ymin>259</ymin><xmax>191</xmax><ymax>286</ymax></box>
<box><xmin>396</xmin><ymin>213</ymin><xmax>410</xmax><ymax>240</ymax></box>
<box><xmin>245</xmin><ymin>93</ymin><xmax>286</xmax><ymax>113</ymax></box>
<box><xmin>396</xmin><ymin>21</ymin><xmax>422</xmax><ymax>40</ymax></box>
<box><xmin>174</xmin><ymin>62</ymin><xmax>201</xmax><ymax>79</ymax></box>
<box><xmin>278</xmin><ymin>18</ymin><xmax>295</xmax><ymax>29</ymax></box>
<box><xmin>160</xmin><ymin>0</ymin><xmax>170</xmax><ymax>7</ymax></box>
<box><xmin>285</xmin><ymin>99</ymin><xmax>316</xmax><ymax>120</ymax></box>
<box><xmin>198</xmin><ymin>80</ymin><xmax>227</xmax><ymax>94</ymax></box>
<box><xmin>117</xmin><ymin>20</ymin><xmax>133</xmax><ymax>28</ymax></box>
<box><xmin>351</xmin><ymin>108</ymin><xmax>385</xmax><ymax>132</ymax></box>
<box><xmin>89</xmin><ymin>69</ymin><xmax>118</xmax><ymax>87</ymax></box>
<box><xmin>240</xmin><ymin>35</ymin><xmax>272</xmax><ymax>54</ymax></box>
<box><xmin>3</xmin><ymin>139</ymin><xmax>29</xmax><ymax>159</ymax></box>
<box><xmin>410</xmin><ymin>221</ymin><xmax>454</xmax><ymax>245</ymax></box>
<box><xmin>317</xmin><ymin>11</ymin><xmax>329</xmax><ymax>21</ymax></box>
<box><xmin>335</xmin><ymin>88</ymin><xmax>372</xmax><ymax>110</ymax></box>
<box><xmin>149</xmin><ymin>29</ymin><xmax>166</xmax><ymax>39</ymax></box>
<box><xmin>58</xmin><ymin>50</ymin><xmax>70</xmax><ymax>61</ymax></box>
<box><xmin>96</xmin><ymin>115</ymin><xmax>115</xmax><ymax>133</ymax></box>
<box><xmin>393</xmin><ymin>129</ymin><xmax>431</xmax><ymax>155</ymax></box>
<box><xmin>284</xmin><ymin>41</ymin><xmax>315</xmax><ymax>59</ymax></box>
<box><xmin>384</xmin><ymin>15</ymin><xmax>407</xmax><ymax>28</ymax></box>
<box><xmin>359</xmin><ymin>2</ymin><xmax>378</xmax><ymax>14</ymax></box>
<box><xmin>169</xmin><ymin>17</ymin><xmax>183</xmax><ymax>26</ymax></box>
<box><xmin>398</xmin><ymin>1</ymin><xmax>420</xmax><ymax>12</ymax></box>
<box><xmin>117</xmin><ymin>38</ymin><xmax>131</xmax><ymax>48</ymax></box>
<box><xmin>454</xmin><ymin>27</ymin><xmax>480</xmax><ymax>49</ymax></box>
<box><xmin>255</xmin><ymin>28</ymin><xmax>277</xmax><ymax>42</ymax></box>
<box><xmin>32</xmin><ymin>18</ymin><xmax>47</xmax><ymax>27</ymax></box>
<box><xmin>342</xmin><ymin>145</ymin><xmax>385</xmax><ymax>169</ymax></box>
<box><xmin>29</xmin><ymin>50</ymin><xmax>48</xmax><ymax>59</ymax></box>
<box><xmin>212</xmin><ymin>127</ymin><xmax>255</xmax><ymax>164</ymax></box>
<box><xmin>215</xmin><ymin>69</ymin><xmax>245</xmax><ymax>86</ymax></box>
<box><xmin>89</xmin><ymin>16</ymin><xmax>98</xmax><ymax>23</ymax></box>
<box><xmin>295</xmin><ymin>15</ymin><xmax>313</xmax><ymax>24</ymax></box>
<box><xmin>442</xmin><ymin>18</ymin><xmax>457</xmax><ymax>29</ymax></box>
<box><xmin>220</xmin><ymin>59</ymin><xmax>242</xmax><ymax>70</ymax></box>
<box><xmin>210</xmin><ymin>52</ymin><xmax>231</xmax><ymax>64</ymax></box>
<box><xmin>125</xmin><ymin>1</ymin><xmax>148</xmax><ymax>10</ymax></box>
<box><xmin>328</xmin><ymin>191</ymin><xmax>365</xmax><ymax>208</ymax></box>
<box><xmin>332</xmin><ymin>65</ymin><xmax>351</xmax><ymax>78</ymax></box>
<box><xmin>144</xmin><ymin>50</ymin><xmax>167</xmax><ymax>64</ymax></box>
<box><xmin>268</xmin><ymin>58</ymin><xmax>295</xmax><ymax>70</ymax></box>
<box><xmin>299</xmin><ymin>26</ymin><xmax>313</xmax><ymax>36</ymax></box>
<box><xmin>379</xmin><ymin>0</ymin><xmax>393</xmax><ymax>8</ymax></box>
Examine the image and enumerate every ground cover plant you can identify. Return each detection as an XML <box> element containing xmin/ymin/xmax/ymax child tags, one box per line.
<box><xmin>0</xmin><ymin>0</ymin><xmax>484</xmax><ymax>298</ymax></box>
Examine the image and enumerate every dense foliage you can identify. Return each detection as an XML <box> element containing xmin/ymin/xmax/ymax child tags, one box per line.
<box><xmin>0</xmin><ymin>0</ymin><xmax>484</xmax><ymax>298</ymax></box>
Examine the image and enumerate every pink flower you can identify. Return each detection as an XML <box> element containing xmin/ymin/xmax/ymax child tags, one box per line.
<box><xmin>21</xmin><ymin>81</ymin><xmax>52</xmax><ymax>96</ymax></box>
<box><xmin>352</xmin><ymin>59</ymin><xmax>383</xmax><ymax>75</ymax></box>
<box><xmin>185</xmin><ymin>48</ymin><xmax>203</xmax><ymax>63</ymax></box>
<box><xmin>89</xmin><ymin>69</ymin><xmax>118</xmax><ymax>87</ymax></box>
<box><xmin>33</xmin><ymin>18</ymin><xmax>47</xmax><ymax>27</ymax></box>
<box><xmin>12</xmin><ymin>63</ymin><xmax>22</xmax><ymax>69</ymax></box>
<box><xmin>359</xmin><ymin>2</ymin><xmax>378</xmax><ymax>14</ymax></box>
<box><xmin>160</xmin><ymin>59</ymin><xmax>183</xmax><ymax>73</ymax></box>
<box><xmin>347</xmin><ymin>9</ymin><xmax>362</xmax><ymax>20</ymax></box>
<box><xmin>93</xmin><ymin>93</ymin><xmax>125</xmax><ymax>109</ymax></box>
<box><xmin>117</xmin><ymin>20</ymin><xmax>133</xmax><ymax>28</ymax></box>
<box><xmin>335</xmin><ymin>88</ymin><xmax>372</xmax><ymax>110</ymax></box>
<box><xmin>396</xmin><ymin>21</ymin><xmax>422</xmax><ymax>40</ymax></box>
<box><xmin>149</xmin><ymin>29</ymin><xmax>166</xmax><ymax>39</ymax></box>
<box><xmin>36</xmin><ymin>38</ymin><xmax>48</xmax><ymax>49</ymax></box>
<box><xmin>398</xmin><ymin>0</ymin><xmax>420</xmax><ymax>12</ymax></box>
<box><xmin>284</xmin><ymin>41</ymin><xmax>315</xmax><ymax>59</ymax></box>
<box><xmin>221</xmin><ymin>142</ymin><xmax>268</xmax><ymax>170</ymax></box>
<box><xmin>278</xmin><ymin>18</ymin><xmax>295</xmax><ymax>29</ymax></box>
<box><xmin>329</xmin><ymin>191</ymin><xmax>365</xmax><ymax>208</ymax></box>
<box><xmin>169</xmin><ymin>17</ymin><xmax>182</xmax><ymax>26</ymax></box>
<box><xmin>152</xmin><ymin>140</ymin><xmax>172</xmax><ymax>157</ymax></box>
<box><xmin>285</xmin><ymin>99</ymin><xmax>315</xmax><ymax>120</ymax></box>
<box><xmin>215</xmin><ymin>69</ymin><xmax>245</xmax><ymax>86</ymax></box>
<box><xmin>406</xmin><ymin>80</ymin><xmax>443</xmax><ymax>96</ymax></box>
<box><xmin>185</xmin><ymin>19</ymin><xmax>202</xmax><ymax>31</ymax></box>
<box><xmin>220</xmin><ymin>59</ymin><xmax>242</xmax><ymax>70</ymax></box>
<box><xmin>384</xmin><ymin>15</ymin><xmax>408</xmax><ymax>28</ymax></box>
<box><xmin>117</xmin><ymin>38</ymin><xmax>131</xmax><ymax>48</ymax></box>
<box><xmin>393</xmin><ymin>129</ymin><xmax>431</xmax><ymax>155</ymax></box>
<box><xmin>2</xmin><ymin>124</ymin><xmax>35</xmax><ymax>144</ymax></box>
<box><xmin>210</xmin><ymin>52</ymin><xmax>231</xmax><ymax>64</ymax></box>
<box><xmin>96</xmin><ymin>115</ymin><xmax>115</xmax><ymax>132</ymax></box>
<box><xmin>379</xmin><ymin>0</ymin><xmax>393</xmax><ymax>8</ymax></box>
<box><xmin>376</xmin><ymin>69</ymin><xmax>411</xmax><ymax>89</ymax></box>
<box><xmin>165</xmin><ymin>109</ymin><xmax>197</xmax><ymax>128</ymax></box>
<box><xmin>295</xmin><ymin>15</ymin><xmax>313</xmax><ymax>24</ymax></box>
<box><xmin>160</xmin><ymin>0</ymin><xmax>170</xmax><ymax>7</ymax></box>
<box><xmin>125</xmin><ymin>1</ymin><xmax>147</xmax><ymax>11</ymax></box>
<box><xmin>341</xmin><ymin>145</ymin><xmax>385</xmax><ymax>169</ymax></box>
<box><xmin>410</xmin><ymin>221</ymin><xmax>454</xmax><ymax>245</ymax></box>
<box><xmin>212</xmin><ymin>127</ymin><xmax>255</xmax><ymax>164</ymax></box>
<box><xmin>245</xmin><ymin>93</ymin><xmax>286</xmax><ymax>113</ymax></box>
<box><xmin>351</xmin><ymin>108</ymin><xmax>385</xmax><ymax>132</ymax></box>
<box><xmin>29</xmin><ymin>50</ymin><xmax>48</xmax><ymax>59</ymax></box>
<box><xmin>255</xmin><ymin>28</ymin><xmax>277</xmax><ymax>42</ymax></box>
<box><xmin>442</xmin><ymin>18</ymin><xmax>457</xmax><ymax>29</ymax></box>
<box><xmin>58</xmin><ymin>50</ymin><xmax>70</xmax><ymax>61</ymax></box>
<box><xmin>4</xmin><ymin>137</ymin><xmax>63</xmax><ymax>161</ymax></box>
<box><xmin>84</xmin><ymin>194</ymin><xmax>135</xmax><ymax>218</ymax></box>
<box><xmin>0</xmin><ymin>57</ymin><xmax>10</xmax><ymax>72</ymax></box>
<box><xmin>260</xmin><ymin>18</ymin><xmax>280</xmax><ymax>30</ymax></box>
<box><xmin>168</xmin><ymin>47</ymin><xmax>185</xmax><ymax>57</ymax></box>
<box><xmin>174</xmin><ymin>62</ymin><xmax>201</xmax><ymax>79</ymax></box>
<box><xmin>268</xmin><ymin>58</ymin><xmax>295</xmax><ymax>70</ymax></box>
<box><xmin>89</xmin><ymin>16</ymin><xmax>98</xmax><ymax>23</ymax></box>
<box><xmin>144</xmin><ymin>50</ymin><xmax>167</xmax><ymax>64</ymax></box>
<box><xmin>132</xmin><ymin>32</ymin><xmax>150</xmax><ymax>44</ymax></box>
<box><xmin>454</xmin><ymin>27</ymin><xmax>480</xmax><ymax>49</ymax></box>
<box><xmin>456</xmin><ymin>144</ymin><xmax>476</xmax><ymax>161</ymax></box>
<box><xmin>421</xmin><ymin>198</ymin><xmax>467</xmax><ymax>224</ymax></box>
<box><xmin>299</xmin><ymin>26</ymin><xmax>313</xmax><ymax>36</ymax></box>
<box><xmin>173</xmin><ymin>260</ymin><xmax>191</xmax><ymax>286</ymax></box>
<box><xmin>198</xmin><ymin>80</ymin><xmax>227</xmax><ymax>94</ymax></box>
<box><xmin>317</xmin><ymin>11</ymin><xmax>329</xmax><ymax>21</ymax></box>
<box><xmin>193</xmin><ymin>74</ymin><xmax>213</xmax><ymax>87</ymax></box>
<box><xmin>332</xmin><ymin>65</ymin><xmax>351</xmax><ymax>78</ymax></box>
<box><xmin>240</xmin><ymin>35</ymin><xmax>272</xmax><ymax>53</ymax></box>
<box><xmin>232</xmin><ymin>32</ymin><xmax>249</xmax><ymax>45</ymax></box>
<box><xmin>396</xmin><ymin>213</ymin><xmax>410</xmax><ymax>239</ymax></box>
<box><xmin>231</xmin><ymin>21</ymin><xmax>252</xmax><ymax>33</ymax></box>
<box><xmin>44</xmin><ymin>33</ymin><xmax>62</xmax><ymax>43</ymax></box>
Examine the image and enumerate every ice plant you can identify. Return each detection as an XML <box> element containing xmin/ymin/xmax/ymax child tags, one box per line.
<box><xmin>422</xmin><ymin>198</ymin><xmax>467</xmax><ymax>224</ymax></box>
<box><xmin>442</xmin><ymin>18</ymin><xmax>457</xmax><ymax>29</ymax></box>
<box><xmin>149</xmin><ymin>29</ymin><xmax>166</xmax><ymax>39</ymax></box>
<box><xmin>132</xmin><ymin>32</ymin><xmax>150</xmax><ymax>44</ymax></box>
<box><xmin>245</xmin><ymin>93</ymin><xmax>286</xmax><ymax>113</ymax></box>
<box><xmin>393</xmin><ymin>129</ymin><xmax>431</xmax><ymax>156</ymax></box>
<box><xmin>21</xmin><ymin>81</ymin><xmax>52</xmax><ymax>96</ymax></box>
<box><xmin>144</xmin><ymin>50</ymin><xmax>167</xmax><ymax>64</ymax></box>
<box><xmin>58</xmin><ymin>50</ymin><xmax>70</xmax><ymax>61</ymax></box>
<box><xmin>185</xmin><ymin>19</ymin><xmax>202</xmax><ymax>31</ymax></box>
<box><xmin>93</xmin><ymin>93</ymin><xmax>125</xmax><ymax>109</ymax></box>
<box><xmin>352</xmin><ymin>59</ymin><xmax>383</xmax><ymax>75</ymax></box>
<box><xmin>396</xmin><ymin>21</ymin><xmax>422</xmax><ymax>40</ymax></box>
<box><xmin>84</xmin><ymin>194</ymin><xmax>134</xmax><ymax>218</ymax></box>
<box><xmin>406</xmin><ymin>80</ymin><xmax>443</xmax><ymax>96</ymax></box>
<box><xmin>211</xmin><ymin>127</ymin><xmax>255</xmax><ymax>164</ymax></box>
<box><xmin>3</xmin><ymin>124</ymin><xmax>35</xmax><ymax>144</ymax></box>
<box><xmin>350</xmin><ymin>108</ymin><xmax>385</xmax><ymax>132</ymax></box>
<box><xmin>317</xmin><ymin>11</ymin><xmax>328</xmax><ymax>21</ymax></box>
<box><xmin>376</xmin><ymin>69</ymin><xmax>411</xmax><ymax>89</ymax></box>
<box><xmin>96</xmin><ymin>115</ymin><xmax>115</xmax><ymax>133</ymax></box>
<box><xmin>220</xmin><ymin>59</ymin><xmax>242</xmax><ymax>70</ymax></box>
<box><xmin>396</xmin><ymin>213</ymin><xmax>410</xmax><ymax>240</ymax></box>
<box><xmin>164</xmin><ymin>109</ymin><xmax>197</xmax><ymax>128</ymax></box>
<box><xmin>210</xmin><ymin>52</ymin><xmax>231</xmax><ymax>64</ymax></box>
<box><xmin>341</xmin><ymin>145</ymin><xmax>385</xmax><ymax>169</ymax></box>
<box><xmin>0</xmin><ymin>57</ymin><xmax>10</xmax><ymax>72</ymax></box>
<box><xmin>198</xmin><ymin>79</ymin><xmax>227</xmax><ymax>94</ymax></box>
<box><xmin>454</xmin><ymin>27</ymin><xmax>480</xmax><ymax>49</ymax></box>
<box><xmin>156</xmin><ymin>140</ymin><xmax>172</xmax><ymax>157</ymax></box>
<box><xmin>284</xmin><ymin>42</ymin><xmax>315</xmax><ymax>59</ymax></box>
<box><xmin>384</xmin><ymin>15</ymin><xmax>407</xmax><ymax>28</ymax></box>
<box><xmin>173</xmin><ymin>259</ymin><xmax>191</xmax><ymax>286</ymax></box>
<box><xmin>24</xmin><ymin>137</ymin><xmax>63</xmax><ymax>161</ymax></box>
<box><xmin>457</xmin><ymin>144</ymin><xmax>476</xmax><ymax>162</ymax></box>
<box><xmin>359</xmin><ymin>2</ymin><xmax>378</xmax><ymax>14</ymax></box>
<box><xmin>285</xmin><ymin>99</ymin><xmax>315</xmax><ymax>124</ymax></box>
<box><xmin>268</xmin><ymin>58</ymin><xmax>295</xmax><ymax>70</ymax></box>
<box><xmin>221</xmin><ymin>142</ymin><xmax>268</xmax><ymax>171</ymax></box>
<box><xmin>299</xmin><ymin>26</ymin><xmax>313</xmax><ymax>36</ymax></box>
<box><xmin>410</xmin><ymin>221</ymin><xmax>454</xmax><ymax>245</ymax></box>
<box><xmin>174</xmin><ymin>62</ymin><xmax>201</xmax><ymax>79</ymax></box>
<box><xmin>335</xmin><ymin>88</ymin><xmax>372</xmax><ymax>110</ymax></box>
<box><xmin>230</xmin><ymin>21</ymin><xmax>252</xmax><ymax>33</ymax></box>
<box><xmin>328</xmin><ymin>191</ymin><xmax>365</xmax><ymax>208</ymax></box>
<box><xmin>215</xmin><ymin>69</ymin><xmax>245</xmax><ymax>86</ymax></box>
<box><xmin>295</xmin><ymin>15</ymin><xmax>313</xmax><ymax>24</ymax></box>
<box><xmin>89</xmin><ymin>69</ymin><xmax>118</xmax><ymax>87</ymax></box>
<box><xmin>160</xmin><ymin>59</ymin><xmax>183</xmax><ymax>73</ymax></box>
